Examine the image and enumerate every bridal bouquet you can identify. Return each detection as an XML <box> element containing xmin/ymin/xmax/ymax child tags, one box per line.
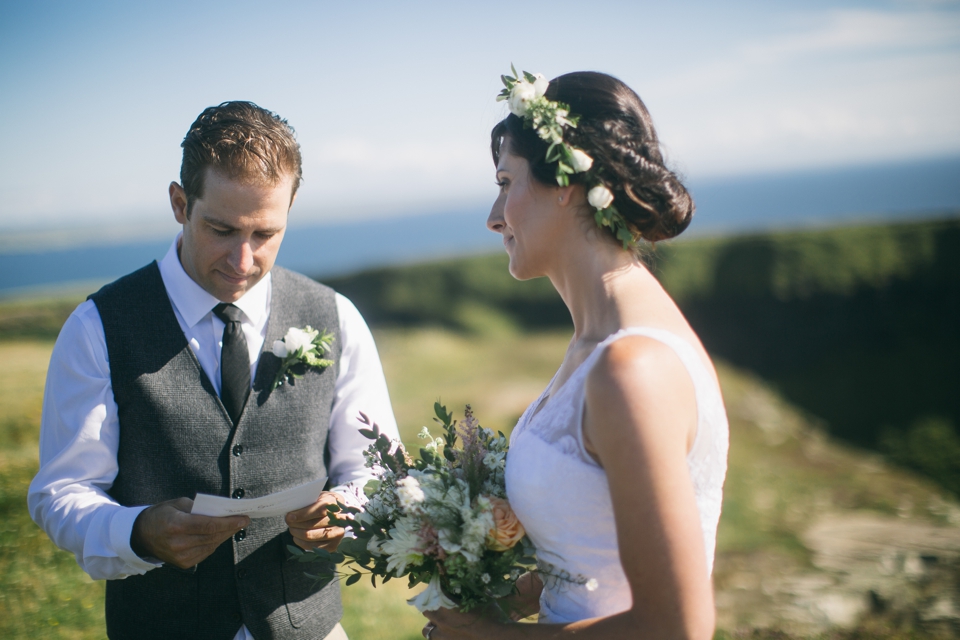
<box><xmin>289</xmin><ymin>403</ymin><xmax>536</xmax><ymax>612</ymax></box>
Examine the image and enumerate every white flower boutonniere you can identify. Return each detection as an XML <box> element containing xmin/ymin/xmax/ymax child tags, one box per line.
<box><xmin>271</xmin><ymin>326</ymin><xmax>334</xmax><ymax>390</ymax></box>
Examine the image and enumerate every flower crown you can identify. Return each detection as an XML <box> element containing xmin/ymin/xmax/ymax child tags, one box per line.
<box><xmin>497</xmin><ymin>65</ymin><xmax>637</xmax><ymax>249</ymax></box>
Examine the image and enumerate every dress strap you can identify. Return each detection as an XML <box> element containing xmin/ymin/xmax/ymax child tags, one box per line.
<box><xmin>572</xmin><ymin>327</ymin><xmax>719</xmax><ymax>465</ymax></box>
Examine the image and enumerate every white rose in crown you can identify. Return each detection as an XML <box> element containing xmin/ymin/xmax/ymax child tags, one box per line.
<box><xmin>569</xmin><ymin>148</ymin><xmax>593</xmax><ymax>173</ymax></box>
<box><xmin>508</xmin><ymin>81</ymin><xmax>538</xmax><ymax>116</ymax></box>
<box><xmin>588</xmin><ymin>184</ymin><xmax>615</xmax><ymax>210</ymax></box>
<box><xmin>532</xmin><ymin>73</ymin><xmax>549</xmax><ymax>98</ymax></box>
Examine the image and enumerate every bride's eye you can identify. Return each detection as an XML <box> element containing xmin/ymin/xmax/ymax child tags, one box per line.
<box><xmin>495</xmin><ymin>180</ymin><xmax>508</xmax><ymax>189</ymax></box>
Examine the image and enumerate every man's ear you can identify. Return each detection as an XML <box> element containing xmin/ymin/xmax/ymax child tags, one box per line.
<box><xmin>169</xmin><ymin>182</ymin><xmax>189</xmax><ymax>224</ymax></box>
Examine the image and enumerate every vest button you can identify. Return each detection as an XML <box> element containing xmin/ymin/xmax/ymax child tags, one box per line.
<box><xmin>237</xmin><ymin>568</ymin><xmax>247</xmax><ymax>579</ymax></box>
<box><xmin>232</xmin><ymin>488</ymin><xmax>245</xmax><ymax>499</ymax></box>
<box><xmin>235</xmin><ymin>529</ymin><xmax>246</xmax><ymax>542</ymax></box>
<box><xmin>232</xmin><ymin>444</ymin><xmax>243</xmax><ymax>456</ymax></box>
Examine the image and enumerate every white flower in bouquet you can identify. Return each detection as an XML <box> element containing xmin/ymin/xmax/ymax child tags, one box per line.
<box><xmin>407</xmin><ymin>573</ymin><xmax>458</xmax><ymax>612</ymax></box>
<box><xmin>569</xmin><ymin>148</ymin><xmax>594</xmax><ymax>173</ymax></box>
<box><xmin>366</xmin><ymin>535</ymin><xmax>384</xmax><ymax>557</ymax></box>
<box><xmin>381</xmin><ymin>516</ymin><xmax>424</xmax><ymax>575</ymax></box>
<box><xmin>459</xmin><ymin>501</ymin><xmax>495</xmax><ymax>561</ymax></box>
<box><xmin>588</xmin><ymin>184</ymin><xmax>615</xmax><ymax>210</ymax></box>
<box><xmin>483</xmin><ymin>451</ymin><xmax>505</xmax><ymax>470</ymax></box>
<box><xmin>396</xmin><ymin>476</ymin><xmax>425</xmax><ymax>512</ymax></box>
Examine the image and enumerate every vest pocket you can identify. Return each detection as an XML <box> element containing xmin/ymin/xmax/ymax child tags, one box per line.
<box><xmin>280</xmin><ymin>543</ymin><xmax>338</xmax><ymax>628</ymax></box>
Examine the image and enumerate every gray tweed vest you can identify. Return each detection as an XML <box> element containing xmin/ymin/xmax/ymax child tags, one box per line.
<box><xmin>90</xmin><ymin>263</ymin><xmax>344</xmax><ymax>640</ymax></box>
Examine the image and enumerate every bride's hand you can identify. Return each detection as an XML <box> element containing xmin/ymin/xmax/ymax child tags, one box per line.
<box><xmin>422</xmin><ymin>605</ymin><xmax>502</xmax><ymax>640</ymax></box>
<box><xmin>500</xmin><ymin>571</ymin><xmax>542</xmax><ymax>621</ymax></box>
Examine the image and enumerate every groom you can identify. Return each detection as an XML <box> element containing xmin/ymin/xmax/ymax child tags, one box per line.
<box><xmin>28</xmin><ymin>101</ymin><xmax>399</xmax><ymax>639</ymax></box>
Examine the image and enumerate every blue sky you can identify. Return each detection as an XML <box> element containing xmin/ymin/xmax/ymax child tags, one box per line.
<box><xmin>1</xmin><ymin>0</ymin><xmax>958</xmax><ymax>235</ymax></box>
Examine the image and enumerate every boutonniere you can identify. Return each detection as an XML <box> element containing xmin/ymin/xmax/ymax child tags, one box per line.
<box><xmin>271</xmin><ymin>326</ymin><xmax>334</xmax><ymax>390</ymax></box>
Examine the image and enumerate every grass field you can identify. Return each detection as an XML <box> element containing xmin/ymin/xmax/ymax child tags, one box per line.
<box><xmin>1</xmin><ymin>327</ymin><xmax>957</xmax><ymax>638</ymax></box>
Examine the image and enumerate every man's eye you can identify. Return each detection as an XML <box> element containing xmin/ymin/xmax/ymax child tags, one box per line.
<box><xmin>211</xmin><ymin>227</ymin><xmax>231</xmax><ymax>236</ymax></box>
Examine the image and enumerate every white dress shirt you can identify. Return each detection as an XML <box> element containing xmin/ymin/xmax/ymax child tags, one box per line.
<box><xmin>28</xmin><ymin>235</ymin><xmax>398</xmax><ymax>638</ymax></box>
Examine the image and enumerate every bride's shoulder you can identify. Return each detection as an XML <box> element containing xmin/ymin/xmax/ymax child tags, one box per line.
<box><xmin>587</xmin><ymin>335</ymin><xmax>690</xmax><ymax>395</ymax></box>
<box><xmin>583</xmin><ymin>335</ymin><xmax>697</xmax><ymax>452</ymax></box>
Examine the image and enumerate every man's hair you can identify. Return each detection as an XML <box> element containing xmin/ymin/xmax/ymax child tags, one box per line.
<box><xmin>180</xmin><ymin>101</ymin><xmax>302</xmax><ymax>214</ymax></box>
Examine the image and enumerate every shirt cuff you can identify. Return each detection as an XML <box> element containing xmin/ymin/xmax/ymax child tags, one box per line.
<box><xmin>329</xmin><ymin>481</ymin><xmax>369</xmax><ymax>510</ymax></box>
<box><xmin>109</xmin><ymin>505</ymin><xmax>163</xmax><ymax>573</ymax></box>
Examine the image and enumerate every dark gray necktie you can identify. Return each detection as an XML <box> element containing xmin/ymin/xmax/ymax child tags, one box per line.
<box><xmin>213</xmin><ymin>303</ymin><xmax>250</xmax><ymax>425</ymax></box>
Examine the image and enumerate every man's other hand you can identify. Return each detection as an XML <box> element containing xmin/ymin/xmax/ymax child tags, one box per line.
<box><xmin>131</xmin><ymin>497</ymin><xmax>249</xmax><ymax>569</ymax></box>
<box><xmin>285</xmin><ymin>491</ymin><xmax>346</xmax><ymax>552</ymax></box>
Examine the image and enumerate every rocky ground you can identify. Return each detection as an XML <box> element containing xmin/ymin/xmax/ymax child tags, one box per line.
<box><xmin>713</xmin><ymin>367</ymin><xmax>960</xmax><ymax>637</ymax></box>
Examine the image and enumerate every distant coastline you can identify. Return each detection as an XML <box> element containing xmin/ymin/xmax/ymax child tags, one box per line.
<box><xmin>2</xmin><ymin>155</ymin><xmax>958</xmax><ymax>297</ymax></box>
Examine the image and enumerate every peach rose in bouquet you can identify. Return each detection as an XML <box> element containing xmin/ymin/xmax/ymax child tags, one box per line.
<box><xmin>487</xmin><ymin>496</ymin><xmax>525</xmax><ymax>552</ymax></box>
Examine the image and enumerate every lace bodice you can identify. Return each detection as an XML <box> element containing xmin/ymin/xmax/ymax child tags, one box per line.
<box><xmin>504</xmin><ymin>327</ymin><xmax>729</xmax><ymax>624</ymax></box>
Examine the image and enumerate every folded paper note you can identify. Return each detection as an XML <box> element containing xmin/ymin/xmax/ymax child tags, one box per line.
<box><xmin>191</xmin><ymin>477</ymin><xmax>327</xmax><ymax>519</ymax></box>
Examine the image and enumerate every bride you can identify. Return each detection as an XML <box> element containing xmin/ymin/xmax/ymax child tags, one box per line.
<box><xmin>421</xmin><ymin>70</ymin><xmax>728</xmax><ymax>639</ymax></box>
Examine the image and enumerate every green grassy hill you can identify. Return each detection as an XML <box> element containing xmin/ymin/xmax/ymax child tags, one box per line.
<box><xmin>324</xmin><ymin>215</ymin><xmax>960</xmax><ymax>496</ymax></box>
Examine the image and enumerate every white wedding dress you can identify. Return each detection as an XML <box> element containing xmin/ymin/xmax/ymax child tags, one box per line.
<box><xmin>505</xmin><ymin>327</ymin><xmax>729</xmax><ymax>624</ymax></box>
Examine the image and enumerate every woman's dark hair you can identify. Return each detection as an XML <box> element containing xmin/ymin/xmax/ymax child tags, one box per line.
<box><xmin>491</xmin><ymin>72</ymin><xmax>694</xmax><ymax>243</ymax></box>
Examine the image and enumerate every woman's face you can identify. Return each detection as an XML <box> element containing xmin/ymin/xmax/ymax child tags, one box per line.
<box><xmin>487</xmin><ymin>146</ymin><xmax>563</xmax><ymax>280</ymax></box>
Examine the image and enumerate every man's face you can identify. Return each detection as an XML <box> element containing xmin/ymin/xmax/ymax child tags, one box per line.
<box><xmin>170</xmin><ymin>168</ymin><xmax>295</xmax><ymax>302</ymax></box>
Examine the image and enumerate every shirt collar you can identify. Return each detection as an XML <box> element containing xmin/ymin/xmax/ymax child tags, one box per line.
<box><xmin>157</xmin><ymin>232</ymin><xmax>272</xmax><ymax>328</ymax></box>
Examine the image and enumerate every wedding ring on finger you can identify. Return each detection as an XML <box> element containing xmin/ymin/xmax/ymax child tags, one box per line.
<box><xmin>423</xmin><ymin>622</ymin><xmax>436</xmax><ymax>639</ymax></box>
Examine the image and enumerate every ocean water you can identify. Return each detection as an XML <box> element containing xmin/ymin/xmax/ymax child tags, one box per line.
<box><xmin>1</xmin><ymin>156</ymin><xmax>958</xmax><ymax>296</ymax></box>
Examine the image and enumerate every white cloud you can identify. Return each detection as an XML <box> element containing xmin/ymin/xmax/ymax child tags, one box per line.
<box><xmin>648</xmin><ymin>7</ymin><xmax>960</xmax><ymax>177</ymax></box>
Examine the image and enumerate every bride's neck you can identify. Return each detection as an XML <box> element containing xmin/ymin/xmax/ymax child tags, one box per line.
<box><xmin>546</xmin><ymin>238</ymin><xmax>656</xmax><ymax>344</ymax></box>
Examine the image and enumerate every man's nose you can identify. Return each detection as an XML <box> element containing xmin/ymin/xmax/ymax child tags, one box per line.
<box><xmin>228</xmin><ymin>240</ymin><xmax>255</xmax><ymax>274</ymax></box>
<box><xmin>487</xmin><ymin>195</ymin><xmax>505</xmax><ymax>233</ymax></box>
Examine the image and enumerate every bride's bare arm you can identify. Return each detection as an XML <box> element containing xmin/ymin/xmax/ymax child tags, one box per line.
<box><xmin>423</xmin><ymin>336</ymin><xmax>714</xmax><ymax>639</ymax></box>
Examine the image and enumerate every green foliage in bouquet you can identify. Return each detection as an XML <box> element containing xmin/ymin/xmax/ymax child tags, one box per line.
<box><xmin>289</xmin><ymin>403</ymin><xmax>537</xmax><ymax>612</ymax></box>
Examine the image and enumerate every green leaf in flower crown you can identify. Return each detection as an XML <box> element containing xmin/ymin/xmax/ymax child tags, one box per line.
<box><xmin>522</xmin><ymin>70</ymin><xmax>537</xmax><ymax>83</ymax></box>
<box><xmin>511</xmin><ymin>62</ymin><xmax>518</xmax><ymax>79</ymax></box>
<box><xmin>556</xmin><ymin>172</ymin><xmax>570</xmax><ymax>187</ymax></box>
<box><xmin>545</xmin><ymin>141</ymin><xmax>561</xmax><ymax>163</ymax></box>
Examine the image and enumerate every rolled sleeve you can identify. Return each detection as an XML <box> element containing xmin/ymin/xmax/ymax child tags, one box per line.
<box><xmin>27</xmin><ymin>301</ymin><xmax>160</xmax><ymax>580</ymax></box>
<box><xmin>327</xmin><ymin>294</ymin><xmax>400</xmax><ymax>508</ymax></box>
